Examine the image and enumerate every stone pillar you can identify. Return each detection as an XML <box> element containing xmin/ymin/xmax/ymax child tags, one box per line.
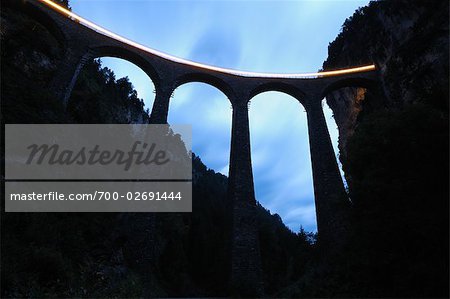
<box><xmin>49</xmin><ymin>47</ymin><xmax>92</xmax><ymax>108</ymax></box>
<box><xmin>140</xmin><ymin>83</ymin><xmax>171</xmax><ymax>294</ymax></box>
<box><xmin>149</xmin><ymin>84</ymin><xmax>173</xmax><ymax>124</ymax></box>
<box><xmin>228</xmin><ymin>100</ymin><xmax>264</xmax><ymax>297</ymax></box>
<box><xmin>119</xmin><ymin>213</ymin><xmax>162</xmax><ymax>297</ymax></box>
<box><xmin>305</xmin><ymin>96</ymin><xmax>350</xmax><ymax>248</ymax></box>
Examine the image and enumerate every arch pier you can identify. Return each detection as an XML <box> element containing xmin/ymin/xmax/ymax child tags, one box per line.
<box><xmin>12</xmin><ymin>0</ymin><xmax>383</xmax><ymax>295</ymax></box>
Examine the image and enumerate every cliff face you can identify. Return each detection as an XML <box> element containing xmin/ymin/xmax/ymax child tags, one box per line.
<box><xmin>318</xmin><ymin>1</ymin><xmax>449</xmax><ymax>297</ymax></box>
<box><xmin>323</xmin><ymin>0</ymin><xmax>449</xmax><ymax>166</ymax></box>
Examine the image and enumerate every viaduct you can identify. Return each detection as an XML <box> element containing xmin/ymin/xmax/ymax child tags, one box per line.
<box><xmin>7</xmin><ymin>0</ymin><xmax>384</xmax><ymax>295</ymax></box>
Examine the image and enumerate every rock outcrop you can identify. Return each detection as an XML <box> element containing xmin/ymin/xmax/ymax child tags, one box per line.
<box><xmin>323</xmin><ymin>0</ymin><xmax>449</xmax><ymax>174</ymax></box>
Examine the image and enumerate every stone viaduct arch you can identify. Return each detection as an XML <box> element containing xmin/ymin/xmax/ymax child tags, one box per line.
<box><xmin>320</xmin><ymin>76</ymin><xmax>380</xmax><ymax>99</ymax></box>
<box><xmin>249</xmin><ymin>82</ymin><xmax>307</xmax><ymax>105</ymax></box>
<box><xmin>7</xmin><ymin>0</ymin><xmax>384</xmax><ymax>296</ymax></box>
<box><xmin>90</xmin><ymin>46</ymin><xmax>161</xmax><ymax>85</ymax></box>
<box><xmin>173</xmin><ymin>73</ymin><xmax>235</xmax><ymax>100</ymax></box>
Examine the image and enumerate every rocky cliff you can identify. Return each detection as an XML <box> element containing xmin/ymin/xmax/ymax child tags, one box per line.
<box><xmin>323</xmin><ymin>0</ymin><xmax>449</xmax><ymax>169</ymax></box>
<box><xmin>316</xmin><ymin>1</ymin><xmax>449</xmax><ymax>297</ymax></box>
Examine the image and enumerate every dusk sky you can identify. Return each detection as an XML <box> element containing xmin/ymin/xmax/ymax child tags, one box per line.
<box><xmin>70</xmin><ymin>0</ymin><xmax>370</xmax><ymax>232</ymax></box>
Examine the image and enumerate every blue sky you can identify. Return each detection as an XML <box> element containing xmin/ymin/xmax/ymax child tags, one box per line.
<box><xmin>71</xmin><ymin>0</ymin><xmax>370</xmax><ymax>232</ymax></box>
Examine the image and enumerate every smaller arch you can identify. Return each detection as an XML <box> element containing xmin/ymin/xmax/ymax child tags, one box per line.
<box><xmin>320</xmin><ymin>76</ymin><xmax>379</xmax><ymax>99</ymax></box>
<box><xmin>173</xmin><ymin>72</ymin><xmax>235</xmax><ymax>102</ymax></box>
<box><xmin>249</xmin><ymin>81</ymin><xmax>306</xmax><ymax>105</ymax></box>
<box><xmin>90</xmin><ymin>45</ymin><xmax>161</xmax><ymax>88</ymax></box>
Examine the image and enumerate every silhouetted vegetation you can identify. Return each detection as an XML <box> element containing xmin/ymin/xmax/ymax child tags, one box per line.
<box><xmin>344</xmin><ymin>104</ymin><xmax>449</xmax><ymax>297</ymax></box>
<box><xmin>68</xmin><ymin>59</ymin><xmax>150</xmax><ymax>124</ymax></box>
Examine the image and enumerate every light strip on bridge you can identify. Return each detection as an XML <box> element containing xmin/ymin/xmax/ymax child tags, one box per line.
<box><xmin>39</xmin><ymin>0</ymin><xmax>376</xmax><ymax>79</ymax></box>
